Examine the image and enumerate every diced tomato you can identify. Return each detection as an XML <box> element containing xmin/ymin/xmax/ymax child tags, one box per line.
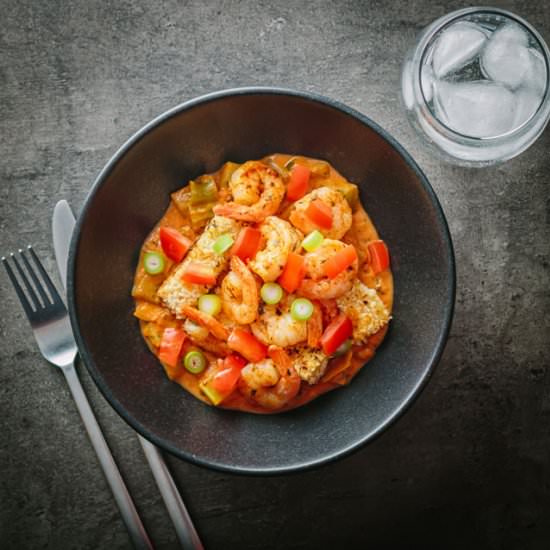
<box><xmin>227</xmin><ymin>329</ymin><xmax>267</xmax><ymax>363</ymax></box>
<box><xmin>210</xmin><ymin>355</ymin><xmax>246</xmax><ymax>393</ymax></box>
<box><xmin>231</xmin><ymin>227</ymin><xmax>262</xmax><ymax>261</ymax></box>
<box><xmin>278</xmin><ymin>252</ymin><xmax>306</xmax><ymax>293</ymax></box>
<box><xmin>305</xmin><ymin>199</ymin><xmax>333</xmax><ymax>229</ymax></box>
<box><xmin>181</xmin><ymin>262</ymin><xmax>217</xmax><ymax>285</ymax></box>
<box><xmin>159</xmin><ymin>227</ymin><xmax>192</xmax><ymax>263</ymax></box>
<box><xmin>324</xmin><ymin>245</ymin><xmax>358</xmax><ymax>279</ymax></box>
<box><xmin>224</xmin><ymin>354</ymin><xmax>247</xmax><ymax>370</ymax></box>
<box><xmin>287</xmin><ymin>164</ymin><xmax>311</xmax><ymax>201</ymax></box>
<box><xmin>367</xmin><ymin>240</ymin><xmax>390</xmax><ymax>273</ymax></box>
<box><xmin>319</xmin><ymin>314</ymin><xmax>353</xmax><ymax>356</ymax></box>
<box><xmin>158</xmin><ymin>328</ymin><xmax>186</xmax><ymax>367</ymax></box>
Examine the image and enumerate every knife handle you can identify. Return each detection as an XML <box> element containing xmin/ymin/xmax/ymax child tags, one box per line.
<box><xmin>62</xmin><ymin>362</ymin><xmax>153</xmax><ymax>550</ymax></box>
<box><xmin>139</xmin><ymin>436</ymin><xmax>204</xmax><ymax>549</ymax></box>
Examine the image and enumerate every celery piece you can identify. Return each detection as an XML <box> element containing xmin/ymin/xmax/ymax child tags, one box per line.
<box><xmin>200</xmin><ymin>381</ymin><xmax>224</xmax><ymax>405</ymax></box>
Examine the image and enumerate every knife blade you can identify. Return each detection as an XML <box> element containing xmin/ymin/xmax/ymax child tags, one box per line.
<box><xmin>52</xmin><ymin>200</ymin><xmax>75</xmax><ymax>290</ymax></box>
<box><xmin>52</xmin><ymin>200</ymin><xmax>203</xmax><ymax>550</ymax></box>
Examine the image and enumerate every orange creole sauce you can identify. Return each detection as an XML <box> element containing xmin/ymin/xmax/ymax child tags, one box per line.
<box><xmin>132</xmin><ymin>154</ymin><xmax>393</xmax><ymax>413</ymax></box>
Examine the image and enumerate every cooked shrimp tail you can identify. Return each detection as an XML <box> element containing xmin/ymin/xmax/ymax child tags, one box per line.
<box><xmin>268</xmin><ymin>345</ymin><xmax>293</xmax><ymax>370</ymax></box>
<box><xmin>181</xmin><ymin>305</ymin><xmax>230</xmax><ymax>340</ymax></box>
<box><xmin>306</xmin><ymin>300</ymin><xmax>323</xmax><ymax>347</ymax></box>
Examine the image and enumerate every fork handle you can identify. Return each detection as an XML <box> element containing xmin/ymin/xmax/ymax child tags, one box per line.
<box><xmin>138</xmin><ymin>436</ymin><xmax>204</xmax><ymax>549</ymax></box>
<box><xmin>62</xmin><ymin>362</ymin><xmax>153</xmax><ymax>550</ymax></box>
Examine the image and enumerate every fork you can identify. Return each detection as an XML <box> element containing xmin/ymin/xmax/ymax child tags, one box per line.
<box><xmin>2</xmin><ymin>246</ymin><xmax>153</xmax><ymax>550</ymax></box>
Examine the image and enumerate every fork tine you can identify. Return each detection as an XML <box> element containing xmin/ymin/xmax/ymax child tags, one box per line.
<box><xmin>2</xmin><ymin>256</ymin><xmax>34</xmax><ymax>319</ymax></box>
<box><xmin>26</xmin><ymin>246</ymin><xmax>64</xmax><ymax>306</ymax></box>
<box><xmin>11</xmin><ymin>252</ymin><xmax>43</xmax><ymax>310</ymax></box>
<box><xmin>21</xmin><ymin>249</ymin><xmax>51</xmax><ymax>306</ymax></box>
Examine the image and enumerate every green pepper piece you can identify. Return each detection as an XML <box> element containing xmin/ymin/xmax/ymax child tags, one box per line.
<box><xmin>190</xmin><ymin>176</ymin><xmax>217</xmax><ymax>205</ymax></box>
<box><xmin>189</xmin><ymin>203</ymin><xmax>214</xmax><ymax>230</ymax></box>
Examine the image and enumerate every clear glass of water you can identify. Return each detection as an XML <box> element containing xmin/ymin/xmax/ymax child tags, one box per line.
<box><xmin>401</xmin><ymin>7</ymin><xmax>550</xmax><ymax>165</ymax></box>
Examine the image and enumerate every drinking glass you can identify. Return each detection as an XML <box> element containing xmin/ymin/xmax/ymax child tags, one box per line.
<box><xmin>401</xmin><ymin>7</ymin><xmax>550</xmax><ymax>166</ymax></box>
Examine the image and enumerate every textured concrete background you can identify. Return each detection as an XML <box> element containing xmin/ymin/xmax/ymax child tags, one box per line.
<box><xmin>1</xmin><ymin>0</ymin><xmax>549</xmax><ymax>548</ymax></box>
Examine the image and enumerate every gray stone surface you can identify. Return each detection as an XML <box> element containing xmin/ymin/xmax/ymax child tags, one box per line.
<box><xmin>1</xmin><ymin>0</ymin><xmax>549</xmax><ymax>548</ymax></box>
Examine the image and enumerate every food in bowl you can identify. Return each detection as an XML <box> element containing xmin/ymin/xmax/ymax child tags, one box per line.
<box><xmin>132</xmin><ymin>154</ymin><xmax>393</xmax><ymax>413</ymax></box>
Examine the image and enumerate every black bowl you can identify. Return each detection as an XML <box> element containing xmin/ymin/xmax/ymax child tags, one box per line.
<box><xmin>68</xmin><ymin>88</ymin><xmax>455</xmax><ymax>475</ymax></box>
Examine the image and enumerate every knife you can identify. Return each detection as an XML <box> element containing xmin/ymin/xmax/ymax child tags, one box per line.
<box><xmin>53</xmin><ymin>200</ymin><xmax>203</xmax><ymax>550</ymax></box>
<box><xmin>53</xmin><ymin>200</ymin><xmax>74</xmax><ymax>290</ymax></box>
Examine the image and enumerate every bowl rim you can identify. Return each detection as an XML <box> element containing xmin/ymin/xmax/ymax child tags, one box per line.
<box><xmin>67</xmin><ymin>86</ymin><xmax>456</xmax><ymax>475</ymax></box>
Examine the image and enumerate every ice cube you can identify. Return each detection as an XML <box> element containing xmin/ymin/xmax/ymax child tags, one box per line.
<box><xmin>433</xmin><ymin>80</ymin><xmax>518</xmax><ymax>138</ymax></box>
<box><xmin>524</xmin><ymin>48</ymin><xmax>547</xmax><ymax>95</ymax></box>
<box><xmin>481</xmin><ymin>22</ymin><xmax>532</xmax><ymax>89</ymax></box>
<box><xmin>432</xmin><ymin>21</ymin><xmax>488</xmax><ymax>78</ymax></box>
<box><xmin>512</xmin><ymin>88</ymin><xmax>542</xmax><ymax>129</ymax></box>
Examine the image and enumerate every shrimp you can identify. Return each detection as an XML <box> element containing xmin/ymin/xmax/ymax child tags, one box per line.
<box><xmin>238</xmin><ymin>346</ymin><xmax>301</xmax><ymax>409</ymax></box>
<box><xmin>248</xmin><ymin>216</ymin><xmax>303</xmax><ymax>282</ymax></box>
<box><xmin>298</xmin><ymin>239</ymin><xmax>358</xmax><ymax>300</ymax></box>
<box><xmin>251</xmin><ymin>298</ymin><xmax>307</xmax><ymax>348</ymax></box>
<box><xmin>289</xmin><ymin>186</ymin><xmax>352</xmax><ymax>239</ymax></box>
<box><xmin>220</xmin><ymin>256</ymin><xmax>259</xmax><ymax>324</ymax></box>
<box><xmin>181</xmin><ymin>318</ymin><xmax>229</xmax><ymax>354</ymax></box>
<box><xmin>213</xmin><ymin>161</ymin><xmax>286</xmax><ymax>222</ymax></box>
<box><xmin>307</xmin><ymin>300</ymin><xmax>323</xmax><ymax>347</ymax></box>
<box><xmin>181</xmin><ymin>305</ymin><xmax>230</xmax><ymax>341</ymax></box>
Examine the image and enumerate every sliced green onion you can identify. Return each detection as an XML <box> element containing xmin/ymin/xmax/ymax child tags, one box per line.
<box><xmin>198</xmin><ymin>294</ymin><xmax>222</xmax><ymax>316</ymax></box>
<box><xmin>184</xmin><ymin>350</ymin><xmax>206</xmax><ymax>374</ymax></box>
<box><xmin>302</xmin><ymin>230</ymin><xmax>324</xmax><ymax>252</ymax></box>
<box><xmin>143</xmin><ymin>251</ymin><xmax>165</xmax><ymax>275</ymax></box>
<box><xmin>212</xmin><ymin>234</ymin><xmax>234</xmax><ymax>255</ymax></box>
<box><xmin>261</xmin><ymin>282</ymin><xmax>283</xmax><ymax>305</ymax></box>
<box><xmin>333</xmin><ymin>339</ymin><xmax>352</xmax><ymax>357</ymax></box>
<box><xmin>290</xmin><ymin>298</ymin><xmax>314</xmax><ymax>321</ymax></box>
